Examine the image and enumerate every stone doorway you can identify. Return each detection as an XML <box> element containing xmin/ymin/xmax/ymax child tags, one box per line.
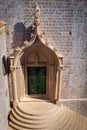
<box><xmin>9</xmin><ymin>3</ymin><xmax>63</xmax><ymax>106</ymax></box>
<box><xmin>9</xmin><ymin>37</ymin><xmax>63</xmax><ymax>105</ymax></box>
<box><xmin>27</xmin><ymin>67</ymin><xmax>46</xmax><ymax>95</ymax></box>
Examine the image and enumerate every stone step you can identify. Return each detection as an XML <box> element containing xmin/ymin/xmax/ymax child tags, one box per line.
<box><xmin>53</xmin><ymin>107</ymin><xmax>71</xmax><ymax>128</ymax></box>
<box><xmin>9</xmin><ymin>121</ymin><xmax>35</xmax><ymax>130</ymax></box>
<box><xmin>17</xmin><ymin>102</ymin><xmax>58</xmax><ymax>116</ymax></box>
<box><xmin>56</xmin><ymin>108</ymin><xmax>75</xmax><ymax>130</ymax></box>
<box><xmin>9</xmin><ymin>121</ymin><xmax>56</xmax><ymax>130</ymax></box>
<box><xmin>9</xmin><ymin>120</ymin><xmax>55</xmax><ymax>130</ymax></box>
<box><xmin>8</xmin><ymin>105</ymin><xmax>65</xmax><ymax>129</ymax></box>
<box><xmin>9</xmin><ymin>107</ymin><xmax>65</xmax><ymax>129</ymax></box>
<box><xmin>9</xmin><ymin>114</ymin><xmax>48</xmax><ymax>129</ymax></box>
<box><xmin>55</xmin><ymin>108</ymin><xmax>87</xmax><ymax>130</ymax></box>
<box><xmin>11</xmin><ymin>106</ymin><xmax>62</xmax><ymax>124</ymax></box>
<box><xmin>8</xmin><ymin>102</ymin><xmax>87</xmax><ymax>130</ymax></box>
<box><xmin>14</xmin><ymin>105</ymin><xmax>62</xmax><ymax>120</ymax></box>
<box><xmin>75</xmin><ymin>115</ymin><xmax>87</xmax><ymax>130</ymax></box>
<box><xmin>63</xmin><ymin>110</ymin><xmax>76</xmax><ymax>130</ymax></box>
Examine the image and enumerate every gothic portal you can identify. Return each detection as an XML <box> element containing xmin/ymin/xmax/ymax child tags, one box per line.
<box><xmin>9</xmin><ymin>3</ymin><xmax>63</xmax><ymax>106</ymax></box>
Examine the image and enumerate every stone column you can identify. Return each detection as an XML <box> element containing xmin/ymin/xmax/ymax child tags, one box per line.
<box><xmin>58</xmin><ymin>66</ymin><xmax>63</xmax><ymax>101</ymax></box>
<box><xmin>55</xmin><ymin>68</ymin><xmax>59</xmax><ymax>100</ymax></box>
<box><xmin>56</xmin><ymin>57</ymin><xmax>63</xmax><ymax>105</ymax></box>
<box><xmin>11</xmin><ymin>68</ymin><xmax>18</xmax><ymax>107</ymax></box>
<box><xmin>10</xmin><ymin>57</ymin><xmax>18</xmax><ymax>107</ymax></box>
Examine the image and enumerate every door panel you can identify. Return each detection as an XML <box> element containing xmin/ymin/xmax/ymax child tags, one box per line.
<box><xmin>27</xmin><ymin>67</ymin><xmax>46</xmax><ymax>94</ymax></box>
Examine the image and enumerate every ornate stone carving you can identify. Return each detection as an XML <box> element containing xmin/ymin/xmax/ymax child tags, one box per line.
<box><xmin>14</xmin><ymin>47</ymin><xmax>20</xmax><ymax>53</ymax></box>
<box><xmin>34</xmin><ymin>3</ymin><xmax>40</xmax><ymax>26</ymax></box>
<box><xmin>24</xmin><ymin>40</ymin><xmax>29</xmax><ymax>46</ymax></box>
<box><xmin>54</xmin><ymin>47</ymin><xmax>58</xmax><ymax>51</ymax></box>
<box><xmin>9</xmin><ymin>3</ymin><xmax>63</xmax><ymax>105</ymax></box>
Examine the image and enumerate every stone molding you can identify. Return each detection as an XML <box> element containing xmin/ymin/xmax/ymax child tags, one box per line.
<box><xmin>9</xmin><ymin>3</ymin><xmax>63</xmax><ymax>106</ymax></box>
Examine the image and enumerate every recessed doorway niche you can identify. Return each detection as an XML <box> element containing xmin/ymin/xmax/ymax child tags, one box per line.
<box><xmin>9</xmin><ymin>3</ymin><xmax>63</xmax><ymax>106</ymax></box>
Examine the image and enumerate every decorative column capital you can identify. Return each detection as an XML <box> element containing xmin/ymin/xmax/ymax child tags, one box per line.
<box><xmin>10</xmin><ymin>66</ymin><xmax>16</xmax><ymax>72</ymax></box>
<box><xmin>58</xmin><ymin>65</ymin><xmax>63</xmax><ymax>71</ymax></box>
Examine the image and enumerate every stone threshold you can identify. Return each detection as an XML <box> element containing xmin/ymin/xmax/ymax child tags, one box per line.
<box><xmin>20</xmin><ymin>95</ymin><xmax>55</xmax><ymax>103</ymax></box>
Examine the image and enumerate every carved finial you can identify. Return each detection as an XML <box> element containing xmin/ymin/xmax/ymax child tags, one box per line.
<box><xmin>34</xmin><ymin>3</ymin><xmax>40</xmax><ymax>26</ymax></box>
<box><xmin>14</xmin><ymin>47</ymin><xmax>20</xmax><ymax>52</ymax></box>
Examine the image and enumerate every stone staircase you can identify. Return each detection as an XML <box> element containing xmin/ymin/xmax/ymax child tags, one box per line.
<box><xmin>8</xmin><ymin>101</ymin><xmax>87</xmax><ymax>130</ymax></box>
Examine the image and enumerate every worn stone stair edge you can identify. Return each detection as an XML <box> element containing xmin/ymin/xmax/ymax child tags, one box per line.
<box><xmin>9</xmin><ymin>114</ymin><xmax>50</xmax><ymax>129</ymax></box>
<box><xmin>10</xmin><ymin>110</ymin><xmax>52</xmax><ymax>125</ymax></box>
<box><xmin>17</xmin><ymin>103</ymin><xmax>59</xmax><ymax>116</ymax></box>
<box><xmin>8</xmin><ymin>122</ymin><xmax>55</xmax><ymax>130</ymax></box>
<box><xmin>57</xmin><ymin>109</ymin><xmax>73</xmax><ymax>130</ymax></box>
<box><xmin>10</xmin><ymin>107</ymin><xmax>64</xmax><ymax>126</ymax></box>
<box><xmin>14</xmin><ymin>106</ymin><xmax>62</xmax><ymax>120</ymax></box>
<box><xmin>9</xmin><ymin>107</ymin><xmax>66</xmax><ymax>129</ymax></box>
<box><xmin>63</xmin><ymin>106</ymin><xmax>87</xmax><ymax>121</ymax></box>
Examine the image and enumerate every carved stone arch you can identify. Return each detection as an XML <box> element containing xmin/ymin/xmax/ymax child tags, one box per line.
<box><xmin>9</xmin><ymin>36</ymin><xmax>63</xmax><ymax>106</ymax></box>
<box><xmin>14</xmin><ymin>37</ymin><xmax>59</xmax><ymax>67</ymax></box>
<box><xmin>9</xmin><ymin>3</ymin><xmax>63</xmax><ymax>106</ymax></box>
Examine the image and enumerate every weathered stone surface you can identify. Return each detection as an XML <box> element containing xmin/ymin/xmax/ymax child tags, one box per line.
<box><xmin>0</xmin><ymin>0</ymin><xmax>87</xmax><ymax>117</ymax></box>
<box><xmin>0</xmin><ymin>24</ymin><xmax>9</xmax><ymax>130</ymax></box>
<box><xmin>61</xmin><ymin>100</ymin><xmax>87</xmax><ymax>117</ymax></box>
<box><xmin>8</xmin><ymin>102</ymin><xmax>87</xmax><ymax>130</ymax></box>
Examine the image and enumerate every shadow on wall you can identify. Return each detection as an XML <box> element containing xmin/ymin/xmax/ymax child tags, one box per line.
<box><xmin>12</xmin><ymin>22</ymin><xmax>36</xmax><ymax>48</ymax></box>
<box><xmin>2</xmin><ymin>55</ymin><xmax>8</xmax><ymax>75</ymax></box>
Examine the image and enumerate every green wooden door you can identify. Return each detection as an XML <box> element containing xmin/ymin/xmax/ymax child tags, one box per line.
<box><xmin>27</xmin><ymin>67</ymin><xmax>46</xmax><ymax>94</ymax></box>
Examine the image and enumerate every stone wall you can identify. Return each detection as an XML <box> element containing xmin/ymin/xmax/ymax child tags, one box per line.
<box><xmin>61</xmin><ymin>100</ymin><xmax>87</xmax><ymax>117</ymax></box>
<box><xmin>0</xmin><ymin>23</ymin><xmax>9</xmax><ymax>130</ymax></box>
<box><xmin>0</xmin><ymin>0</ymin><xmax>87</xmax><ymax>117</ymax></box>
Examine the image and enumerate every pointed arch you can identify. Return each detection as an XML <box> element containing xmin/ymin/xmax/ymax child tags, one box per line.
<box><xmin>9</xmin><ymin>3</ymin><xmax>63</xmax><ymax>106</ymax></box>
<box><xmin>9</xmin><ymin>35</ymin><xmax>63</xmax><ymax>105</ymax></box>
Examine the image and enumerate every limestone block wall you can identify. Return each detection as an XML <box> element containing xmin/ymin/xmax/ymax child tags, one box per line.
<box><xmin>0</xmin><ymin>22</ymin><xmax>9</xmax><ymax>130</ymax></box>
<box><xmin>61</xmin><ymin>100</ymin><xmax>87</xmax><ymax>117</ymax></box>
<box><xmin>0</xmin><ymin>0</ymin><xmax>87</xmax><ymax>117</ymax></box>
